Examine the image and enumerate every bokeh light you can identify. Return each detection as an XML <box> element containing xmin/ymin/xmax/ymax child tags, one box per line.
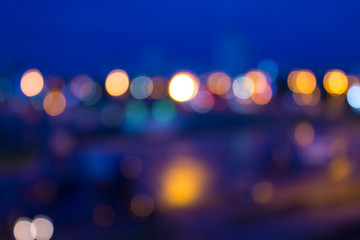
<box><xmin>105</xmin><ymin>69</ymin><xmax>129</xmax><ymax>97</ymax></box>
<box><xmin>82</xmin><ymin>82</ymin><xmax>103</xmax><ymax>105</ymax></box>
<box><xmin>13</xmin><ymin>218</ymin><xmax>35</xmax><ymax>240</ymax></box>
<box><xmin>168</xmin><ymin>72</ymin><xmax>199</xmax><ymax>102</ymax></box>
<box><xmin>43</xmin><ymin>90</ymin><xmax>66</xmax><ymax>116</ymax></box>
<box><xmin>130</xmin><ymin>194</ymin><xmax>154</xmax><ymax>218</ymax></box>
<box><xmin>130</xmin><ymin>76</ymin><xmax>153</xmax><ymax>99</ymax></box>
<box><xmin>323</xmin><ymin>70</ymin><xmax>348</xmax><ymax>95</ymax></box>
<box><xmin>207</xmin><ymin>72</ymin><xmax>231</xmax><ymax>95</ymax></box>
<box><xmin>245</xmin><ymin>70</ymin><xmax>273</xmax><ymax>105</ymax></box>
<box><xmin>70</xmin><ymin>75</ymin><xmax>95</xmax><ymax>100</ymax></box>
<box><xmin>190</xmin><ymin>89</ymin><xmax>215</xmax><ymax>113</ymax></box>
<box><xmin>31</xmin><ymin>216</ymin><xmax>54</xmax><ymax>240</ymax></box>
<box><xmin>347</xmin><ymin>83</ymin><xmax>360</xmax><ymax>109</ymax></box>
<box><xmin>292</xmin><ymin>87</ymin><xmax>321</xmax><ymax>106</ymax></box>
<box><xmin>294</xmin><ymin>122</ymin><xmax>315</xmax><ymax>147</ymax></box>
<box><xmin>20</xmin><ymin>69</ymin><xmax>44</xmax><ymax>97</ymax></box>
<box><xmin>124</xmin><ymin>100</ymin><xmax>148</xmax><ymax>128</ymax></box>
<box><xmin>232</xmin><ymin>76</ymin><xmax>255</xmax><ymax>100</ymax></box>
<box><xmin>150</xmin><ymin>76</ymin><xmax>167</xmax><ymax>99</ymax></box>
<box><xmin>328</xmin><ymin>157</ymin><xmax>351</xmax><ymax>181</ymax></box>
<box><xmin>152</xmin><ymin>99</ymin><xmax>176</xmax><ymax>123</ymax></box>
<box><xmin>252</xmin><ymin>181</ymin><xmax>274</xmax><ymax>204</ymax></box>
<box><xmin>161</xmin><ymin>157</ymin><xmax>207</xmax><ymax>207</ymax></box>
<box><xmin>258</xmin><ymin>59</ymin><xmax>279</xmax><ymax>81</ymax></box>
<box><xmin>287</xmin><ymin>69</ymin><xmax>317</xmax><ymax>95</ymax></box>
<box><xmin>295</xmin><ymin>70</ymin><xmax>316</xmax><ymax>94</ymax></box>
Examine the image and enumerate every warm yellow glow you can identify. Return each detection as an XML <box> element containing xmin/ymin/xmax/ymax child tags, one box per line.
<box><xmin>161</xmin><ymin>157</ymin><xmax>206</xmax><ymax>207</ymax></box>
<box><xmin>294</xmin><ymin>122</ymin><xmax>314</xmax><ymax>146</ymax></box>
<box><xmin>287</xmin><ymin>70</ymin><xmax>299</xmax><ymax>92</ymax></box>
<box><xmin>252</xmin><ymin>181</ymin><xmax>274</xmax><ymax>204</ymax></box>
<box><xmin>323</xmin><ymin>70</ymin><xmax>348</xmax><ymax>95</ymax></box>
<box><xmin>207</xmin><ymin>72</ymin><xmax>231</xmax><ymax>95</ymax></box>
<box><xmin>245</xmin><ymin>70</ymin><xmax>272</xmax><ymax>105</ymax></box>
<box><xmin>130</xmin><ymin>194</ymin><xmax>154</xmax><ymax>218</ymax></box>
<box><xmin>295</xmin><ymin>70</ymin><xmax>316</xmax><ymax>94</ymax></box>
<box><xmin>169</xmin><ymin>72</ymin><xmax>199</xmax><ymax>102</ymax></box>
<box><xmin>43</xmin><ymin>91</ymin><xmax>66</xmax><ymax>116</ymax></box>
<box><xmin>105</xmin><ymin>69</ymin><xmax>129</xmax><ymax>96</ymax></box>
<box><xmin>20</xmin><ymin>69</ymin><xmax>44</xmax><ymax>97</ymax></box>
<box><xmin>328</xmin><ymin>157</ymin><xmax>351</xmax><ymax>181</ymax></box>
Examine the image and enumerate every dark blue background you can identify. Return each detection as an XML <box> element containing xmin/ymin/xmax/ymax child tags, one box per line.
<box><xmin>1</xmin><ymin>0</ymin><xmax>360</xmax><ymax>77</ymax></box>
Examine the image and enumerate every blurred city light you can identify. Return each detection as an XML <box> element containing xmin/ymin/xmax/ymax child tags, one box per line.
<box><xmin>161</xmin><ymin>157</ymin><xmax>207</xmax><ymax>207</ymax></box>
<box><xmin>130</xmin><ymin>75</ymin><xmax>153</xmax><ymax>99</ymax></box>
<box><xmin>43</xmin><ymin>90</ymin><xmax>66</xmax><ymax>116</ymax></box>
<box><xmin>105</xmin><ymin>69</ymin><xmax>129</xmax><ymax>97</ymax></box>
<box><xmin>168</xmin><ymin>72</ymin><xmax>199</xmax><ymax>102</ymax></box>
<box><xmin>207</xmin><ymin>72</ymin><xmax>231</xmax><ymax>95</ymax></box>
<box><xmin>323</xmin><ymin>70</ymin><xmax>348</xmax><ymax>95</ymax></box>
<box><xmin>20</xmin><ymin>69</ymin><xmax>44</xmax><ymax>97</ymax></box>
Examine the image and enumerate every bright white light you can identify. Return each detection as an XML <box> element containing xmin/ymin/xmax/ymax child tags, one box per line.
<box><xmin>31</xmin><ymin>216</ymin><xmax>54</xmax><ymax>240</ymax></box>
<box><xmin>13</xmin><ymin>218</ymin><xmax>35</xmax><ymax>240</ymax></box>
<box><xmin>169</xmin><ymin>73</ymin><xmax>198</xmax><ymax>102</ymax></box>
<box><xmin>347</xmin><ymin>84</ymin><xmax>360</xmax><ymax>109</ymax></box>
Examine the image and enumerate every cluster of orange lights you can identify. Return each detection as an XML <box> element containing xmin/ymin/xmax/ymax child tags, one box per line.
<box><xmin>17</xmin><ymin>67</ymin><xmax>357</xmax><ymax>117</ymax></box>
<box><xmin>287</xmin><ymin>69</ymin><xmax>351</xmax><ymax>106</ymax></box>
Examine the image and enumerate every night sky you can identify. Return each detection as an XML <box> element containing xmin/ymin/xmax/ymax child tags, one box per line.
<box><xmin>1</xmin><ymin>0</ymin><xmax>360</xmax><ymax>77</ymax></box>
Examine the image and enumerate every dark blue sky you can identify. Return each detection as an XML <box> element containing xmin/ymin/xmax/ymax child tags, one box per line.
<box><xmin>1</xmin><ymin>0</ymin><xmax>360</xmax><ymax>78</ymax></box>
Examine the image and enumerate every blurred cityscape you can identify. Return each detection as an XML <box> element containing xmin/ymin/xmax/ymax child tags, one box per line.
<box><xmin>2</xmin><ymin>0</ymin><xmax>360</xmax><ymax>239</ymax></box>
